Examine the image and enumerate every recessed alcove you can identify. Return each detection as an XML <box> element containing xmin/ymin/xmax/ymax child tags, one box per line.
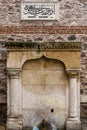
<box><xmin>6</xmin><ymin>42</ymin><xmax>81</xmax><ymax>130</ymax></box>
<box><xmin>22</xmin><ymin>56</ymin><xmax>68</xmax><ymax>128</ymax></box>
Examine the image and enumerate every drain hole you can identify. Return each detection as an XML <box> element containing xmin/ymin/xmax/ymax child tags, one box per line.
<box><xmin>51</xmin><ymin>109</ymin><xmax>54</xmax><ymax>113</ymax></box>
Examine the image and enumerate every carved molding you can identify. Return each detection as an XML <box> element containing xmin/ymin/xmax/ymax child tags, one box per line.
<box><xmin>5</xmin><ymin>42</ymin><xmax>81</xmax><ymax>51</ymax></box>
<box><xmin>7</xmin><ymin>68</ymin><xmax>21</xmax><ymax>79</ymax></box>
<box><xmin>66</xmin><ymin>69</ymin><xmax>81</xmax><ymax>78</ymax></box>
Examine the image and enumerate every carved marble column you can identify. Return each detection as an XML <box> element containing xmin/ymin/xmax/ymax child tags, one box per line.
<box><xmin>66</xmin><ymin>70</ymin><xmax>81</xmax><ymax>130</ymax></box>
<box><xmin>7</xmin><ymin>68</ymin><xmax>22</xmax><ymax>130</ymax></box>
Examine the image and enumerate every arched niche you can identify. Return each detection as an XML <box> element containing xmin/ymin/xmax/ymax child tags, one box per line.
<box><xmin>6</xmin><ymin>42</ymin><xmax>81</xmax><ymax>130</ymax></box>
<box><xmin>21</xmin><ymin>56</ymin><xmax>69</xmax><ymax>129</ymax></box>
<box><xmin>7</xmin><ymin>51</ymin><xmax>80</xmax><ymax>70</ymax></box>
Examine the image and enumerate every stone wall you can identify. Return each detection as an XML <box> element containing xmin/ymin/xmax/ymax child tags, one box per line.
<box><xmin>0</xmin><ymin>43</ymin><xmax>7</xmax><ymax>123</ymax></box>
<box><xmin>0</xmin><ymin>0</ymin><xmax>87</xmax><ymax>122</ymax></box>
<box><xmin>0</xmin><ymin>0</ymin><xmax>87</xmax><ymax>26</ymax></box>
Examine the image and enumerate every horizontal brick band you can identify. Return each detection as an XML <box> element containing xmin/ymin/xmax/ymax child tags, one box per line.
<box><xmin>0</xmin><ymin>26</ymin><xmax>87</xmax><ymax>34</ymax></box>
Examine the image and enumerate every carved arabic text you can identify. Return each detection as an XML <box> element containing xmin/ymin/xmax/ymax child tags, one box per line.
<box><xmin>23</xmin><ymin>5</ymin><xmax>54</xmax><ymax>16</ymax></box>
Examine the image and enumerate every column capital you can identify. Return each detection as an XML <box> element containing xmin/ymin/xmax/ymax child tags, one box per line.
<box><xmin>66</xmin><ymin>69</ymin><xmax>80</xmax><ymax>78</ymax></box>
<box><xmin>7</xmin><ymin>68</ymin><xmax>21</xmax><ymax>79</ymax></box>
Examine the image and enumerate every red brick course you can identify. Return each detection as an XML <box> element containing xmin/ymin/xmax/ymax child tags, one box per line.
<box><xmin>0</xmin><ymin>26</ymin><xmax>87</xmax><ymax>34</ymax></box>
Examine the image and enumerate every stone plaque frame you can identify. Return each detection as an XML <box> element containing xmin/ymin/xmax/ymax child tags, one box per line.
<box><xmin>21</xmin><ymin>2</ymin><xmax>59</xmax><ymax>20</ymax></box>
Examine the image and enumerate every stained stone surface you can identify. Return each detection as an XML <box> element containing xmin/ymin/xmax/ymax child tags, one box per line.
<box><xmin>22</xmin><ymin>57</ymin><xmax>68</xmax><ymax>129</ymax></box>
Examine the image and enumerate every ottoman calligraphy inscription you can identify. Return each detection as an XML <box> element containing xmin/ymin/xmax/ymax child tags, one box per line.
<box><xmin>21</xmin><ymin>3</ymin><xmax>58</xmax><ymax>20</ymax></box>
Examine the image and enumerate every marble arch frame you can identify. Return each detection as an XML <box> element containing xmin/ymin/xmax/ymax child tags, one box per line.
<box><xmin>6</xmin><ymin>42</ymin><xmax>81</xmax><ymax>130</ymax></box>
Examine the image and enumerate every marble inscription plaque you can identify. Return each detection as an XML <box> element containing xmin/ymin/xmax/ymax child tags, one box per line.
<box><xmin>21</xmin><ymin>2</ymin><xmax>58</xmax><ymax>20</ymax></box>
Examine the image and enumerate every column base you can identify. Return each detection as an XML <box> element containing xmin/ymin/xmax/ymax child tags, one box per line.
<box><xmin>7</xmin><ymin>117</ymin><xmax>22</xmax><ymax>130</ymax></box>
<box><xmin>66</xmin><ymin>117</ymin><xmax>81</xmax><ymax>130</ymax></box>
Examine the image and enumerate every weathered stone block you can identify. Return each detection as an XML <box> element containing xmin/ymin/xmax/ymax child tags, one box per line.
<box><xmin>66</xmin><ymin>118</ymin><xmax>81</xmax><ymax>130</ymax></box>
